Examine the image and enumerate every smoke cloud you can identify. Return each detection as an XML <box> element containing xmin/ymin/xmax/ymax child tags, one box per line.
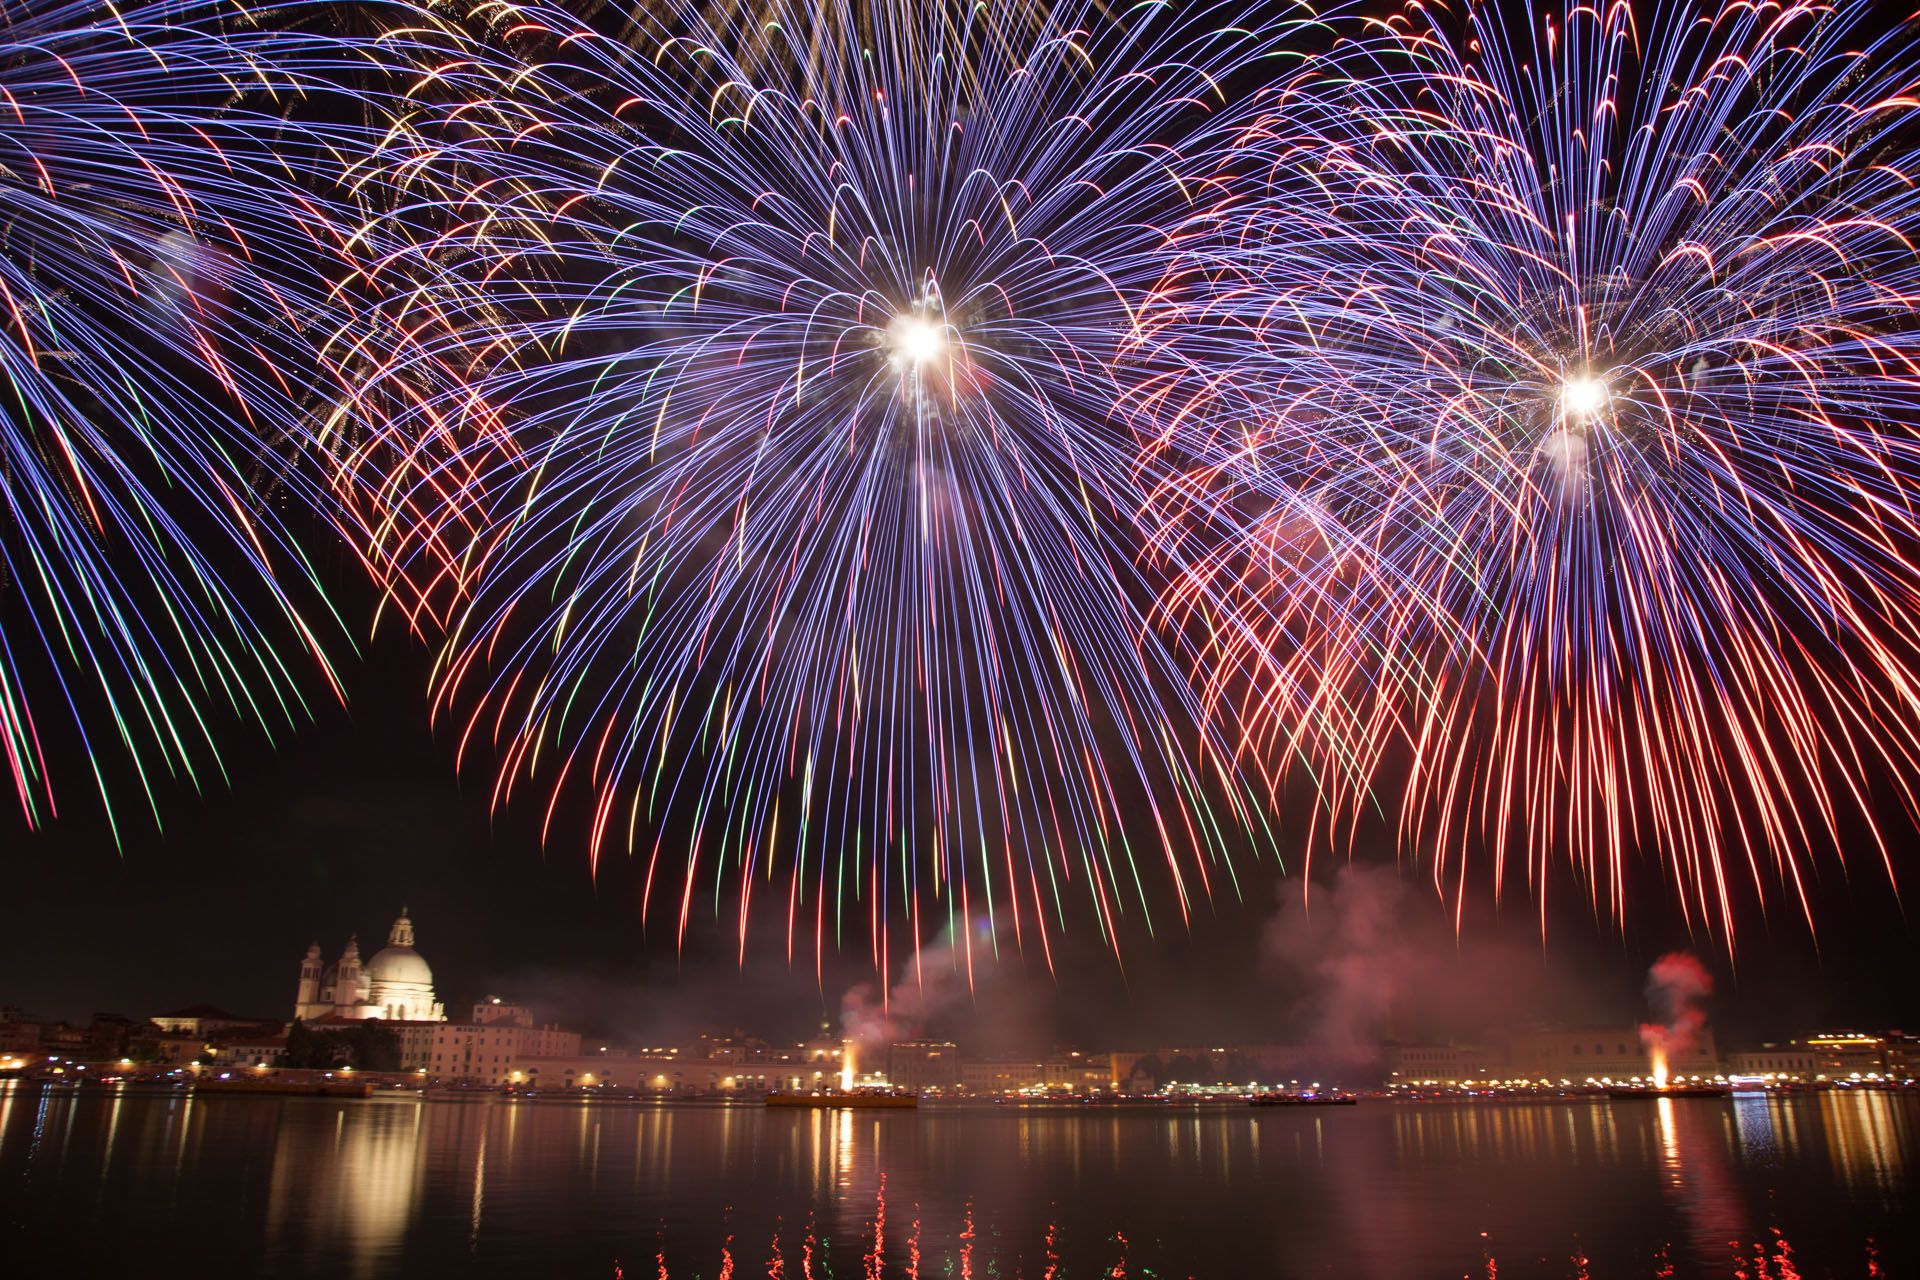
<box><xmin>1260</xmin><ymin>864</ymin><xmax>1609</xmax><ymax>1071</ymax></box>
<box><xmin>1638</xmin><ymin>951</ymin><xmax>1714</xmax><ymax>1061</ymax></box>
<box><xmin>839</xmin><ymin>918</ymin><xmax>992</xmax><ymax>1056</ymax></box>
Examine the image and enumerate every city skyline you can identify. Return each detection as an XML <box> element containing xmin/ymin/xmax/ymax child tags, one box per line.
<box><xmin>7</xmin><ymin>811</ymin><xmax>1914</xmax><ymax>1051</ymax></box>
<box><xmin>6</xmin><ymin>921</ymin><xmax>1912</xmax><ymax>1094</ymax></box>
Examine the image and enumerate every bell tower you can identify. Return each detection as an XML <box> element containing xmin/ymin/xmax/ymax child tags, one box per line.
<box><xmin>294</xmin><ymin>942</ymin><xmax>322</xmax><ymax>1020</ymax></box>
<box><xmin>334</xmin><ymin>935</ymin><xmax>363</xmax><ymax>1016</ymax></box>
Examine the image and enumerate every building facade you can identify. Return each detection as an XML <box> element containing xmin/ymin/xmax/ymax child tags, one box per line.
<box><xmin>1805</xmin><ymin>1031</ymin><xmax>1914</xmax><ymax>1080</ymax></box>
<box><xmin>1727</xmin><ymin>1044</ymin><xmax>1820</xmax><ymax>1080</ymax></box>
<box><xmin>886</xmin><ymin>1040</ymin><xmax>962</xmax><ymax>1092</ymax></box>
<box><xmin>426</xmin><ymin>1017</ymin><xmax>583</xmax><ymax>1081</ymax></box>
<box><xmin>1504</xmin><ymin>1027</ymin><xmax>1719</xmax><ymax>1083</ymax></box>
<box><xmin>1386</xmin><ymin>1043</ymin><xmax>1508</xmax><ymax>1087</ymax></box>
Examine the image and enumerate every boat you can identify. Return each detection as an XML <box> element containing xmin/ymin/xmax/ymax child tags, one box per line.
<box><xmin>1250</xmin><ymin>1092</ymin><xmax>1358</xmax><ymax>1107</ymax></box>
<box><xmin>1606</xmin><ymin>1084</ymin><xmax>1730</xmax><ymax>1100</ymax></box>
<box><xmin>195</xmin><ymin>1076</ymin><xmax>374</xmax><ymax>1099</ymax></box>
<box><xmin>765</xmin><ymin>1089</ymin><xmax>918</xmax><ymax>1109</ymax></box>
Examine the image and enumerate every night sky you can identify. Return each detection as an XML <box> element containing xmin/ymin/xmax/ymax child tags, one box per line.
<box><xmin>3</xmin><ymin>592</ymin><xmax>1914</xmax><ymax>1050</ymax></box>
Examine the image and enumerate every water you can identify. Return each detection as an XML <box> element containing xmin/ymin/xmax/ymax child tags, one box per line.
<box><xmin>1</xmin><ymin>1082</ymin><xmax>1915</xmax><ymax>1278</ymax></box>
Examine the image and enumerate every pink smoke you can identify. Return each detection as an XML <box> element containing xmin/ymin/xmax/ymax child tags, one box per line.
<box><xmin>1638</xmin><ymin>952</ymin><xmax>1714</xmax><ymax>1061</ymax></box>
<box><xmin>838</xmin><ymin>921</ymin><xmax>985</xmax><ymax>1059</ymax></box>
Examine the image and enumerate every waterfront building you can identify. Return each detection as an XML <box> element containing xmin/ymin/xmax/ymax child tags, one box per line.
<box><xmin>1805</xmin><ymin>1031</ymin><xmax>1909</xmax><ymax>1080</ymax></box>
<box><xmin>129</xmin><ymin>1027</ymin><xmax>210</xmax><ymax>1065</ymax></box>
<box><xmin>1504</xmin><ymin>1026</ymin><xmax>1719</xmax><ymax>1083</ymax></box>
<box><xmin>1043</xmin><ymin>1050</ymin><xmax>1112</xmax><ymax>1092</ymax></box>
<box><xmin>886</xmin><ymin>1040</ymin><xmax>961</xmax><ymax>1092</ymax></box>
<box><xmin>506</xmin><ymin>1050</ymin><xmax>766</xmax><ymax>1093</ymax></box>
<box><xmin>148</xmin><ymin>1005</ymin><xmax>274</xmax><ymax>1039</ymax></box>
<box><xmin>1888</xmin><ymin>1032</ymin><xmax>1918</xmax><ymax>1081</ymax></box>
<box><xmin>470</xmin><ymin>997</ymin><xmax>534</xmax><ymax>1025</ymax></box>
<box><xmin>960</xmin><ymin>1058</ymin><xmax>1048</xmax><ymax>1094</ymax></box>
<box><xmin>212</xmin><ymin>1032</ymin><xmax>291</xmax><ymax>1068</ymax></box>
<box><xmin>1727</xmin><ymin>1043</ymin><xmax>1821</xmax><ymax>1081</ymax></box>
<box><xmin>952</xmin><ymin>1054</ymin><xmax>1116</xmax><ymax>1095</ymax></box>
<box><xmin>1386</xmin><ymin>1043</ymin><xmax>1509</xmax><ymax>1087</ymax></box>
<box><xmin>293</xmin><ymin>909</ymin><xmax>445</xmax><ymax>1024</ymax></box>
<box><xmin>0</xmin><ymin>1007</ymin><xmax>42</xmax><ymax>1054</ymax></box>
<box><xmin>761</xmin><ymin>1039</ymin><xmax>846</xmax><ymax>1091</ymax></box>
<box><xmin>426</xmin><ymin>1018</ymin><xmax>581</xmax><ymax>1080</ymax></box>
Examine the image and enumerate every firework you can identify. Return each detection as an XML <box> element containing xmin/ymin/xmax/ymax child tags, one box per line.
<box><xmin>348</xmin><ymin>0</ymin><xmax>1344</xmax><ymax>966</ymax></box>
<box><xmin>589</xmin><ymin>0</ymin><xmax>1058</xmax><ymax>85</ymax></box>
<box><xmin>0</xmin><ymin>0</ymin><xmax>380</xmax><ymax>836</ymax></box>
<box><xmin>1137</xmin><ymin>0</ymin><xmax>1920</xmax><ymax>933</ymax></box>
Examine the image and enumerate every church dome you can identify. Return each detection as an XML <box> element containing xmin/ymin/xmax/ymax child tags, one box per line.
<box><xmin>365</xmin><ymin>909</ymin><xmax>433</xmax><ymax>989</ymax></box>
<box><xmin>366</xmin><ymin>944</ymin><xmax>433</xmax><ymax>987</ymax></box>
<box><xmin>297</xmin><ymin>908</ymin><xmax>445</xmax><ymax>1024</ymax></box>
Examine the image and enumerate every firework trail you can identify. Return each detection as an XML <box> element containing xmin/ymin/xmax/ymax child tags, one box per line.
<box><xmin>346</xmin><ymin>0</ymin><xmax>1347</xmax><ymax>968</ymax></box>
<box><xmin>586</xmin><ymin>0</ymin><xmax>1057</xmax><ymax>86</ymax></box>
<box><xmin>1137</xmin><ymin>0</ymin><xmax>1920</xmax><ymax>936</ymax></box>
<box><xmin>0</xmin><ymin>0</ymin><xmax>407</xmax><ymax>837</ymax></box>
<box><xmin>314</xmin><ymin>0</ymin><xmax>531</xmax><ymax>636</ymax></box>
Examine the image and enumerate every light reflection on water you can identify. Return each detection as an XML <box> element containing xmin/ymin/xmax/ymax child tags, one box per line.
<box><xmin>0</xmin><ymin>1083</ymin><xmax>1914</xmax><ymax>1278</ymax></box>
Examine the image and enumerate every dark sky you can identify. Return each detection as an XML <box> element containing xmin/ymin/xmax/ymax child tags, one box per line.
<box><xmin>2</xmin><ymin>608</ymin><xmax>1914</xmax><ymax>1050</ymax></box>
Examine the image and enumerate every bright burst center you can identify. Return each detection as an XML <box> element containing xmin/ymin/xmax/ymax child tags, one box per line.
<box><xmin>1560</xmin><ymin>375</ymin><xmax>1609</xmax><ymax>418</ymax></box>
<box><xmin>889</xmin><ymin>314</ymin><xmax>947</xmax><ymax>368</ymax></box>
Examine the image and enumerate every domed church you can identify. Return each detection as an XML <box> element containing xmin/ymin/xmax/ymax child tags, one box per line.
<box><xmin>294</xmin><ymin>909</ymin><xmax>446</xmax><ymax>1023</ymax></box>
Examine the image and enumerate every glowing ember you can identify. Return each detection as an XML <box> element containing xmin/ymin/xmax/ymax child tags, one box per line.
<box><xmin>889</xmin><ymin>314</ymin><xmax>947</xmax><ymax>367</ymax></box>
<box><xmin>1560</xmin><ymin>374</ymin><xmax>1608</xmax><ymax>417</ymax></box>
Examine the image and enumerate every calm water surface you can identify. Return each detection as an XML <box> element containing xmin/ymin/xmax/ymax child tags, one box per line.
<box><xmin>1</xmin><ymin>1082</ymin><xmax>1915</xmax><ymax>1278</ymax></box>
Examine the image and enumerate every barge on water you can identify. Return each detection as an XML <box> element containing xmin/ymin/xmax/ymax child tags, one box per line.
<box><xmin>195</xmin><ymin>1077</ymin><xmax>375</xmax><ymax>1099</ymax></box>
<box><xmin>1606</xmin><ymin>1084</ymin><xmax>1730</xmax><ymax>1100</ymax></box>
<box><xmin>765</xmin><ymin>1090</ymin><xmax>918</xmax><ymax>1109</ymax></box>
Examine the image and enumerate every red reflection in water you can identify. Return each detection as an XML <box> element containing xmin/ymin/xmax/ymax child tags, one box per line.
<box><xmin>623</xmin><ymin>1184</ymin><xmax>1880</xmax><ymax>1278</ymax></box>
<box><xmin>1730</xmin><ymin>1226</ymin><xmax>1817</xmax><ymax>1280</ymax></box>
<box><xmin>1658</xmin><ymin>1096</ymin><xmax>1751</xmax><ymax>1261</ymax></box>
<box><xmin>1770</xmin><ymin>1227</ymin><xmax>1803</xmax><ymax>1280</ymax></box>
<box><xmin>864</xmin><ymin>1175</ymin><xmax>884</xmax><ymax>1280</ymax></box>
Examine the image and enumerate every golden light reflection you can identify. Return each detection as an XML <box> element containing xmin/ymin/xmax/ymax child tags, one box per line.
<box><xmin>469</xmin><ymin>1122</ymin><xmax>486</xmax><ymax>1249</ymax></box>
<box><xmin>1655</xmin><ymin>1096</ymin><xmax>1680</xmax><ymax>1181</ymax></box>
<box><xmin>836</xmin><ymin>1106</ymin><xmax>854</xmax><ymax>1188</ymax></box>
<box><xmin>265</xmin><ymin>1106</ymin><xmax>424</xmax><ymax>1278</ymax></box>
<box><xmin>1</xmin><ymin>1082</ymin><xmax>1913</xmax><ymax>1275</ymax></box>
<box><xmin>1817</xmin><ymin>1090</ymin><xmax>1909</xmax><ymax>1194</ymax></box>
